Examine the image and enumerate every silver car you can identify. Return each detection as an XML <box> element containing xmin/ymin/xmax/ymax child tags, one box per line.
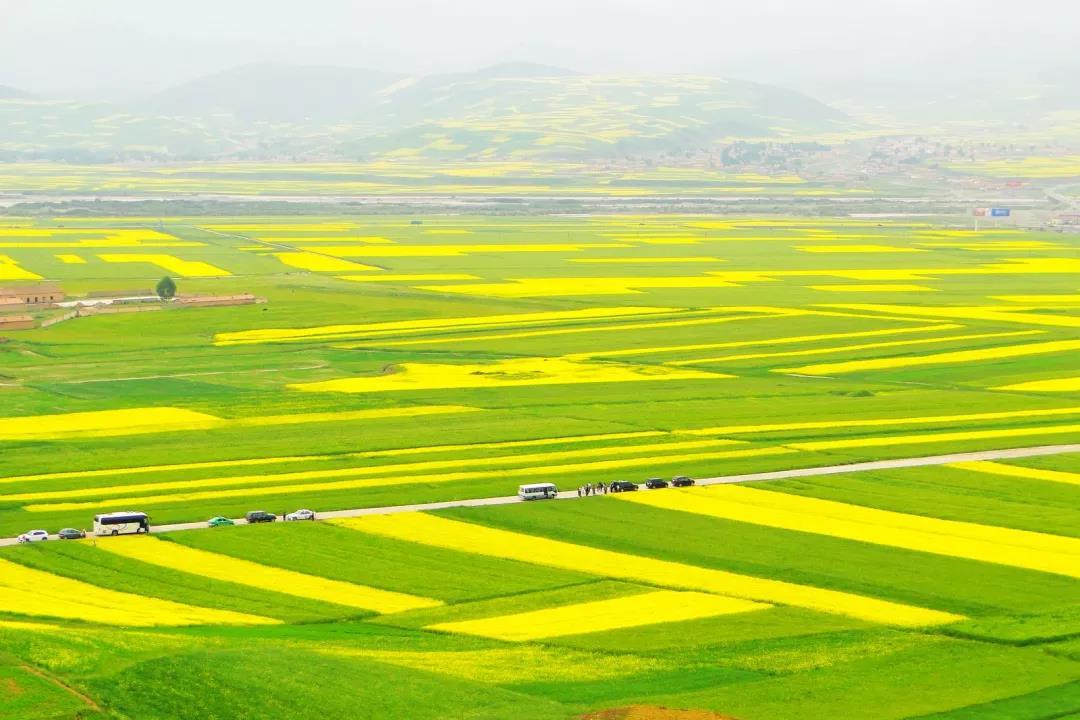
<box><xmin>285</xmin><ymin>509</ymin><xmax>316</xmax><ymax>521</ymax></box>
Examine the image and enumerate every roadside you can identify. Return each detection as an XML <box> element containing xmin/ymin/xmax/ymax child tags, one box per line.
<box><xmin>2</xmin><ymin>441</ymin><xmax>1074</xmax><ymax>547</ymax></box>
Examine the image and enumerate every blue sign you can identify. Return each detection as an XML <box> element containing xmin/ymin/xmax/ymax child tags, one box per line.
<box><xmin>990</xmin><ymin>208</ymin><xmax>1011</xmax><ymax>217</ymax></box>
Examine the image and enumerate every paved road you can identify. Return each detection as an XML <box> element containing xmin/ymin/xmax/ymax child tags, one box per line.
<box><xmin>3</xmin><ymin>442</ymin><xmax>1077</xmax><ymax>546</ymax></box>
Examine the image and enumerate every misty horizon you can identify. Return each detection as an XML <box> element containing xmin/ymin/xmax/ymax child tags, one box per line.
<box><xmin>1</xmin><ymin>0</ymin><xmax>1077</xmax><ymax>99</ymax></box>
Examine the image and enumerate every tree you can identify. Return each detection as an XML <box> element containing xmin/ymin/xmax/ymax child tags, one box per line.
<box><xmin>156</xmin><ymin>276</ymin><xmax>176</xmax><ymax>301</ymax></box>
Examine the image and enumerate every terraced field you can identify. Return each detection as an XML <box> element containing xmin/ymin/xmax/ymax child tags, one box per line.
<box><xmin>0</xmin><ymin>214</ymin><xmax>1077</xmax><ymax>718</ymax></box>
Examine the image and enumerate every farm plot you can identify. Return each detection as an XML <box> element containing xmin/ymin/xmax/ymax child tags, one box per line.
<box><xmin>0</xmin><ymin>214</ymin><xmax>1077</xmax><ymax>719</ymax></box>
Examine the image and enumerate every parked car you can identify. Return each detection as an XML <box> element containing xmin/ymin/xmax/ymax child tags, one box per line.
<box><xmin>17</xmin><ymin>529</ymin><xmax>49</xmax><ymax>543</ymax></box>
<box><xmin>645</xmin><ymin>477</ymin><xmax>669</xmax><ymax>489</ymax></box>
<box><xmin>609</xmin><ymin>480</ymin><xmax>639</xmax><ymax>493</ymax></box>
<box><xmin>285</xmin><ymin>509</ymin><xmax>316</xmax><ymax>521</ymax></box>
<box><xmin>57</xmin><ymin>528</ymin><xmax>85</xmax><ymax>540</ymax></box>
<box><xmin>244</xmin><ymin>510</ymin><xmax>276</xmax><ymax>524</ymax></box>
<box><xmin>671</xmin><ymin>476</ymin><xmax>695</xmax><ymax>487</ymax></box>
<box><xmin>207</xmin><ymin>516</ymin><xmax>235</xmax><ymax>528</ymax></box>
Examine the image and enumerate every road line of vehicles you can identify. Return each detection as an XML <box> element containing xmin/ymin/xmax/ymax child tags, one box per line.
<box><xmin>94</xmin><ymin>511</ymin><xmax>150</xmax><ymax>536</ymax></box>
<box><xmin>519</xmin><ymin>483</ymin><xmax>559</xmax><ymax>500</ymax></box>
<box><xmin>13</xmin><ymin>474</ymin><xmax>696</xmax><ymax>542</ymax></box>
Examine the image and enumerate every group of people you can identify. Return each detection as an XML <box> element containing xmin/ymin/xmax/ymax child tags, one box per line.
<box><xmin>576</xmin><ymin>482</ymin><xmax>608</xmax><ymax>497</ymax></box>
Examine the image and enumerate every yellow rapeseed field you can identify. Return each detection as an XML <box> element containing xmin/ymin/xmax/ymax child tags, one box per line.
<box><xmin>215</xmin><ymin>306</ymin><xmax>677</xmax><ymax>345</ymax></box>
<box><xmin>996</xmin><ymin>376</ymin><xmax>1080</xmax><ymax>392</ymax></box>
<box><xmin>427</xmin><ymin>590</ymin><xmax>768</xmax><ymax>641</ymax></box>
<box><xmin>617</xmin><ymin>486</ymin><xmax>1080</xmax><ymax>578</ymax></box>
<box><xmin>288</xmin><ymin>357</ymin><xmax>725</xmax><ymax>394</ymax></box>
<box><xmin>675</xmin><ymin>330</ymin><xmax>1042</xmax><ymax>365</ymax></box>
<box><xmin>315</xmin><ymin>243</ymin><xmax>628</xmax><ymax>257</ymax></box>
<box><xmin>0</xmin><ymin>557</ymin><xmax>276</xmax><ymax>627</ymax></box>
<box><xmin>97</xmin><ymin>253</ymin><xmax>232</xmax><ymax>277</ymax></box>
<box><xmin>0</xmin><ymin>255</ymin><xmax>42</xmax><ymax>280</ymax></box>
<box><xmin>273</xmin><ymin>252</ymin><xmax>379</xmax><ymax>272</ymax></box>
<box><xmin>420</xmin><ymin>276</ymin><xmax>744</xmax><ymax>297</ymax></box>
<box><xmin>587</xmin><ymin>324</ymin><xmax>961</xmax><ymax>361</ymax></box>
<box><xmin>0</xmin><ymin>428</ymin><xmax>662</xmax><ymax>487</ymax></box>
<box><xmin>54</xmin><ymin>254</ymin><xmax>87</xmax><ymax>264</ymax></box>
<box><xmin>949</xmin><ymin>461</ymin><xmax>1080</xmax><ymax>487</ymax></box>
<box><xmin>796</xmin><ymin>245</ymin><xmax>923</xmax><ymax>253</ymax></box>
<box><xmin>681</xmin><ymin>405</ymin><xmax>1080</xmax><ymax>436</ymax></box>
<box><xmin>820</xmin><ymin>303</ymin><xmax>1080</xmax><ymax>328</ymax></box>
<box><xmin>96</xmin><ymin>537</ymin><xmax>441</xmax><ymax>614</ymax></box>
<box><xmin>0</xmin><ymin>407</ymin><xmax>224</xmax><ymax>441</ymax></box>
<box><xmin>27</xmin><ymin>446</ymin><xmax>793</xmax><ymax>512</ymax></box>
<box><xmin>779</xmin><ymin>339</ymin><xmax>1080</xmax><ymax>376</ymax></box>
<box><xmin>336</xmin><ymin>513</ymin><xmax>963</xmax><ymax>627</ymax></box>
<box><xmin>5</xmin><ymin>438</ymin><xmax>740</xmax><ymax>504</ymax></box>
<box><xmin>807</xmin><ymin>284</ymin><xmax>935</xmax><ymax>292</ymax></box>
<box><xmin>791</xmin><ymin>423</ymin><xmax>1080</xmax><ymax>451</ymax></box>
<box><xmin>337</xmin><ymin>274</ymin><xmax>480</xmax><ymax>282</ymax></box>
<box><xmin>353</xmin><ymin>309</ymin><xmax>790</xmax><ymax>349</ymax></box>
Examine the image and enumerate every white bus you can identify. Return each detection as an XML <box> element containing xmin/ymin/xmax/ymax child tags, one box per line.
<box><xmin>518</xmin><ymin>483</ymin><xmax>558</xmax><ymax>500</ymax></box>
<box><xmin>94</xmin><ymin>511</ymin><xmax>150</xmax><ymax>536</ymax></box>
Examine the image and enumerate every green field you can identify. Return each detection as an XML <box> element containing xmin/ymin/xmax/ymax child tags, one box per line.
<box><xmin>0</xmin><ymin>214</ymin><xmax>1077</xmax><ymax>718</ymax></box>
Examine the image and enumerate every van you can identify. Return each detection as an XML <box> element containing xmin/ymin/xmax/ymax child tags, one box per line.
<box><xmin>518</xmin><ymin>483</ymin><xmax>558</xmax><ymax>500</ymax></box>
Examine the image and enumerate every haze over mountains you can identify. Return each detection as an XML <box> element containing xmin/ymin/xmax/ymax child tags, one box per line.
<box><xmin>0</xmin><ymin>61</ymin><xmax>1075</xmax><ymax>162</ymax></box>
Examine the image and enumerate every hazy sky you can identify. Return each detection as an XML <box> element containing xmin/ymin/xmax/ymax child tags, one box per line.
<box><xmin>1</xmin><ymin>0</ymin><xmax>1075</xmax><ymax>97</ymax></box>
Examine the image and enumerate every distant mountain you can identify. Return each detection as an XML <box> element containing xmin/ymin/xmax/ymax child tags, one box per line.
<box><xmin>0</xmin><ymin>63</ymin><xmax>856</xmax><ymax>161</ymax></box>
<box><xmin>146</xmin><ymin>63</ymin><xmax>402</xmax><ymax>122</ymax></box>
<box><xmin>0</xmin><ymin>85</ymin><xmax>31</xmax><ymax>100</ymax></box>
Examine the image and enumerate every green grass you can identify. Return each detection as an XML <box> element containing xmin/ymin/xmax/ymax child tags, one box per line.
<box><xmin>761</xmin><ymin>465</ymin><xmax>1080</xmax><ymax>538</ymax></box>
<box><xmin>164</xmin><ymin>521</ymin><xmax>593</xmax><ymax>602</ymax></box>
<box><xmin>0</xmin><ymin>214</ymin><xmax>1077</xmax><ymax>719</ymax></box>
<box><xmin>0</xmin><ymin>541</ymin><xmax>355</xmax><ymax>623</ymax></box>
<box><xmin>440</xmin><ymin>499</ymin><xmax>1080</xmax><ymax>616</ymax></box>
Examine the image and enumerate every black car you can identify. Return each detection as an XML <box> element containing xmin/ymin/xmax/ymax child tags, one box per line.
<box><xmin>644</xmin><ymin>477</ymin><xmax>669</xmax><ymax>489</ymax></box>
<box><xmin>671</xmin><ymin>476</ymin><xmax>695</xmax><ymax>487</ymax></box>
<box><xmin>57</xmin><ymin>528</ymin><xmax>86</xmax><ymax>540</ymax></box>
<box><xmin>609</xmin><ymin>480</ymin><xmax>639</xmax><ymax>493</ymax></box>
<box><xmin>245</xmin><ymin>510</ymin><xmax>277</xmax><ymax>524</ymax></box>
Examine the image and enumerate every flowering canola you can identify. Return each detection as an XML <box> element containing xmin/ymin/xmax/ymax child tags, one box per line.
<box><xmin>335</xmin><ymin>513</ymin><xmax>963</xmax><ymax>627</ymax></box>
<box><xmin>617</xmin><ymin>485</ymin><xmax>1080</xmax><ymax>578</ymax></box>
<box><xmin>427</xmin><ymin>590</ymin><xmax>768</xmax><ymax>641</ymax></box>
<box><xmin>96</xmin><ymin>537</ymin><xmax>441</xmax><ymax>614</ymax></box>
<box><xmin>0</xmin><ymin>557</ymin><xmax>276</xmax><ymax>627</ymax></box>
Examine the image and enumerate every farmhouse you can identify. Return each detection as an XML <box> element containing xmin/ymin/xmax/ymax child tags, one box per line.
<box><xmin>0</xmin><ymin>314</ymin><xmax>34</xmax><ymax>331</ymax></box>
<box><xmin>0</xmin><ymin>283</ymin><xmax>65</xmax><ymax>306</ymax></box>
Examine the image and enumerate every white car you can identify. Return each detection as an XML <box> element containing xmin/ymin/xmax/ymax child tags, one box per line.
<box><xmin>285</xmin><ymin>509</ymin><xmax>316</xmax><ymax>521</ymax></box>
<box><xmin>17</xmin><ymin>529</ymin><xmax>49</xmax><ymax>543</ymax></box>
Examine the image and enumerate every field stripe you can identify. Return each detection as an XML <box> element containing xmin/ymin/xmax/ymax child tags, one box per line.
<box><xmin>25</xmin><ymin>446</ymin><xmax>790</xmax><ymax>512</ymax></box>
<box><xmin>791</xmin><ymin>423</ymin><xmax>1080</xmax><ymax>451</ymax></box>
<box><xmin>949</xmin><ymin>461</ymin><xmax>1080</xmax><ymax>487</ymax></box>
<box><xmin>0</xmin><ymin>430</ymin><xmax>665</xmax><ymax>486</ymax></box>
<box><xmin>335</xmin><ymin>513</ymin><xmax>963</xmax><ymax>627</ymax></box>
<box><xmin>6</xmin><ymin>439</ymin><xmax>743</xmax><ymax>504</ymax></box>
<box><xmin>426</xmin><ymin>590</ymin><xmax>768</xmax><ymax>641</ymax></box>
<box><xmin>681</xmin><ymin>406</ymin><xmax>1080</xmax><ymax>437</ymax></box>
<box><xmin>778</xmin><ymin>339</ymin><xmax>1080</xmax><ymax>376</ymax></box>
<box><xmin>0</xmin><ymin>557</ymin><xmax>276</xmax><ymax>627</ymax></box>
<box><xmin>616</xmin><ymin>485</ymin><xmax>1080</xmax><ymax>578</ymax></box>
<box><xmin>673</xmin><ymin>330</ymin><xmax>1042</xmax><ymax>365</ymax></box>
<box><xmin>342</xmin><ymin>310</ymin><xmax>786</xmax><ymax>349</ymax></box>
<box><xmin>215</xmin><ymin>306</ymin><xmax>680</xmax><ymax>345</ymax></box>
<box><xmin>0</xmin><ymin>407</ymin><xmax>224</xmax><ymax>441</ymax></box>
<box><xmin>95</xmin><ymin>537</ymin><xmax>441</xmax><ymax>614</ymax></box>
<box><xmin>579</xmin><ymin>323</ymin><xmax>962</xmax><ymax>361</ymax></box>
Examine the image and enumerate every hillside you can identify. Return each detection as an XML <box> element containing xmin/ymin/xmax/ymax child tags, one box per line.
<box><xmin>147</xmin><ymin>62</ymin><xmax>402</xmax><ymax>122</ymax></box>
<box><xmin>0</xmin><ymin>64</ymin><xmax>854</xmax><ymax>161</ymax></box>
<box><xmin>0</xmin><ymin>84</ymin><xmax>31</xmax><ymax>99</ymax></box>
